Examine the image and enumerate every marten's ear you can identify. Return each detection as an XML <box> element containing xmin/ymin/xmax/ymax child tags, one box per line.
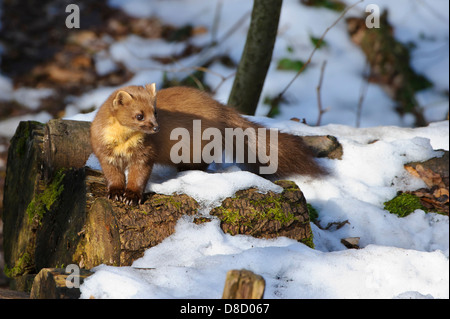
<box><xmin>113</xmin><ymin>91</ymin><xmax>133</xmax><ymax>108</ymax></box>
<box><xmin>145</xmin><ymin>83</ymin><xmax>157</xmax><ymax>96</ymax></box>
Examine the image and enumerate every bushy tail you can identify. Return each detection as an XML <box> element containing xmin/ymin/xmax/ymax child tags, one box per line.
<box><xmin>221</xmin><ymin>109</ymin><xmax>327</xmax><ymax>178</ymax></box>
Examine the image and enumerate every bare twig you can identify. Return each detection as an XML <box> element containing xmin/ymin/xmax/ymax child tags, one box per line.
<box><xmin>167</xmin><ymin>62</ymin><xmax>236</xmax><ymax>93</ymax></box>
<box><xmin>278</xmin><ymin>0</ymin><xmax>364</xmax><ymax>100</ymax></box>
<box><xmin>416</xmin><ymin>0</ymin><xmax>448</xmax><ymax>23</ymax></box>
<box><xmin>356</xmin><ymin>61</ymin><xmax>371</xmax><ymax>127</ymax></box>
<box><xmin>216</xmin><ymin>10</ymin><xmax>252</xmax><ymax>46</ymax></box>
<box><xmin>211</xmin><ymin>0</ymin><xmax>224</xmax><ymax>46</ymax></box>
<box><xmin>316</xmin><ymin>60</ymin><xmax>328</xmax><ymax>126</ymax></box>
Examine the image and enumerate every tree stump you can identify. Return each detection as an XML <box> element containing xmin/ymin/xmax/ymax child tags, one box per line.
<box><xmin>2</xmin><ymin>119</ymin><xmax>338</xmax><ymax>291</ymax></box>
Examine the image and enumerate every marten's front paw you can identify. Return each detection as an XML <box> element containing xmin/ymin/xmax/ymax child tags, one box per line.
<box><xmin>122</xmin><ymin>189</ymin><xmax>143</xmax><ymax>206</ymax></box>
<box><xmin>108</xmin><ymin>187</ymin><xmax>125</xmax><ymax>201</ymax></box>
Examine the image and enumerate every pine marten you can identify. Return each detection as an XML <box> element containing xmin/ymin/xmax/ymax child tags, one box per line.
<box><xmin>90</xmin><ymin>83</ymin><xmax>326</xmax><ymax>205</ymax></box>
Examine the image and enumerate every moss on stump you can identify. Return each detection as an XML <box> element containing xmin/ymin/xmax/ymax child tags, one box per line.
<box><xmin>211</xmin><ymin>180</ymin><xmax>314</xmax><ymax>248</ymax></box>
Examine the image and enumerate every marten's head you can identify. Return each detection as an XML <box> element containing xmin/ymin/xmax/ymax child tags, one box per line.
<box><xmin>111</xmin><ymin>83</ymin><xmax>159</xmax><ymax>134</ymax></box>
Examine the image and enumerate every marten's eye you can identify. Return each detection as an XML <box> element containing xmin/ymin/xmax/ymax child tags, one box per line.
<box><xmin>154</xmin><ymin>111</ymin><xmax>158</xmax><ymax>118</ymax></box>
<box><xmin>136</xmin><ymin>113</ymin><xmax>144</xmax><ymax>121</ymax></box>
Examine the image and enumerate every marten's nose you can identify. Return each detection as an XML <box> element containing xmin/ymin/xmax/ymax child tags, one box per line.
<box><xmin>152</xmin><ymin>126</ymin><xmax>160</xmax><ymax>133</ymax></box>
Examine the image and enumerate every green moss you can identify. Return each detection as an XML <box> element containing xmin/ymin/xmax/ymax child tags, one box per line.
<box><xmin>384</xmin><ymin>193</ymin><xmax>428</xmax><ymax>218</ymax></box>
<box><xmin>14</xmin><ymin>121</ymin><xmax>41</xmax><ymax>158</ymax></box>
<box><xmin>168</xmin><ymin>197</ymin><xmax>182</xmax><ymax>210</ymax></box>
<box><xmin>301</xmin><ymin>229</ymin><xmax>315</xmax><ymax>249</ymax></box>
<box><xmin>218</xmin><ymin>198</ymin><xmax>296</xmax><ymax>228</ymax></box>
<box><xmin>248</xmin><ymin>196</ymin><xmax>296</xmax><ymax>226</ymax></box>
<box><xmin>213</xmin><ymin>182</ymin><xmax>314</xmax><ymax>248</ymax></box>
<box><xmin>276</xmin><ymin>180</ymin><xmax>298</xmax><ymax>190</ymax></box>
<box><xmin>307</xmin><ymin>203</ymin><xmax>319</xmax><ymax>223</ymax></box>
<box><xmin>220</xmin><ymin>207</ymin><xmax>245</xmax><ymax>226</ymax></box>
<box><xmin>26</xmin><ymin>170</ymin><xmax>65</xmax><ymax>224</ymax></box>
<box><xmin>154</xmin><ymin>196</ymin><xmax>183</xmax><ymax>210</ymax></box>
<box><xmin>4</xmin><ymin>253</ymin><xmax>32</xmax><ymax>278</ymax></box>
<box><xmin>266</xmin><ymin>206</ymin><xmax>295</xmax><ymax>226</ymax></box>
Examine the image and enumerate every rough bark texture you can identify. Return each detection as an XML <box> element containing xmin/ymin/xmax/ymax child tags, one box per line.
<box><xmin>211</xmin><ymin>180</ymin><xmax>313</xmax><ymax>247</ymax></box>
<box><xmin>43</xmin><ymin>119</ymin><xmax>92</xmax><ymax>180</ymax></box>
<box><xmin>2</xmin><ymin>119</ymin><xmax>338</xmax><ymax>292</ymax></box>
<box><xmin>79</xmin><ymin>168</ymin><xmax>201</xmax><ymax>267</ymax></box>
<box><xmin>2</xmin><ymin>121</ymin><xmax>47</xmax><ymax>291</ymax></box>
<box><xmin>228</xmin><ymin>0</ymin><xmax>283</xmax><ymax>115</ymax></box>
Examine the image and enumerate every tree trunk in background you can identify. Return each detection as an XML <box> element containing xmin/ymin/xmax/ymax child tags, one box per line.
<box><xmin>228</xmin><ymin>0</ymin><xmax>283</xmax><ymax>115</ymax></box>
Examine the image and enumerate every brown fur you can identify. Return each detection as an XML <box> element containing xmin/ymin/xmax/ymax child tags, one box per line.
<box><xmin>90</xmin><ymin>84</ymin><xmax>326</xmax><ymax>205</ymax></box>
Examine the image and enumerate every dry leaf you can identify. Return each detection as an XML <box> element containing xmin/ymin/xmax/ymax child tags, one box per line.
<box><xmin>415</xmin><ymin>164</ymin><xmax>445</xmax><ymax>188</ymax></box>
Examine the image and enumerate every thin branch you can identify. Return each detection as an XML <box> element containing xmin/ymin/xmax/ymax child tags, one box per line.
<box><xmin>356</xmin><ymin>61</ymin><xmax>371</xmax><ymax>127</ymax></box>
<box><xmin>316</xmin><ymin>60</ymin><xmax>327</xmax><ymax>126</ymax></box>
<box><xmin>216</xmin><ymin>10</ymin><xmax>252</xmax><ymax>46</ymax></box>
<box><xmin>278</xmin><ymin>0</ymin><xmax>364</xmax><ymax>100</ymax></box>
<box><xmin>416</xmin><ymin>0</ymin><xmax>448</xmax><ymax>23</ymax></box>
<box><xmin>211</xmin><ymin>0</ymin><xmax>224</xmax><ymax>46</ymax></box>
<box><xmin>166</xmin><ymin>62</ymin><xmax>236</xmax><ymax>93</ymax></box>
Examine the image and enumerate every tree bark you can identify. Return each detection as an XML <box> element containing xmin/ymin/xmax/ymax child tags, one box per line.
<box><xmin>228</xmin><ymin>0</ymin><xmax>283</xmax><ymax>115</ymax></box>
<box><xmin>43</xmin><ymin>119</ymin><xmax>92</xmax><ymax>180</ymax></box>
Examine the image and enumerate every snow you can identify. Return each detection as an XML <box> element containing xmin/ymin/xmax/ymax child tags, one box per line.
<box><xmin>13</xmin><ymin>87</ymin><xmax>54</xmax><ymax>110</ymax></box>
<box><xmin>149</xmin><ymin>169</ymin><xmax>284</xmax><ymax>210</ymax></box>
<box><xmin>0</xmin><ymin>0</ymin><xmax>448</xmax><ymax>299</ymax></box>
<box><xmin>81</xmin><ymin>219</ymin><xmax>448</xmax><ymax>299</ymax></box>
<box><xmin>80</xmin><ymin>119</ymin><xmax>449</xmax><ymax>299</ymax></box>
<box><xmin>0</xmin><ymin>111</ymin><xmax>53</xmax><ymax>138</ymax></box>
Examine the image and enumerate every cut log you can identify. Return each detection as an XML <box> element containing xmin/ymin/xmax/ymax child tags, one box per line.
<box><xmin>29</xmin><ymin>268</ymin><xmax>92</xmax><ymax>299</ymax></box>
<box><xmin>43</xmin><ymin>119</ymin><xmax>92</xmax><ymax>180</ymax></box>
<box><xmin>3</xmin><ymin>121</ymin><xmax>46</xmax><ymax>285</ymax></box>
<box><xmin>3</xmin><ymin>119</ymin><xmax>335</xmax><ymax>292</ymax></box>
<box><xmin>222</xmin><ymin>269</ymin><xmax>265</xmax><ymax>299</ymax></box>
<box><xmin>2</xmin><ymin>120</ymin><xmax>93</xmax><ymax>288</ymax></box>
<box><xmin>79</xmin><ymin>169</ymin><xmax>200</xmax><ymax>267</ymax></box>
